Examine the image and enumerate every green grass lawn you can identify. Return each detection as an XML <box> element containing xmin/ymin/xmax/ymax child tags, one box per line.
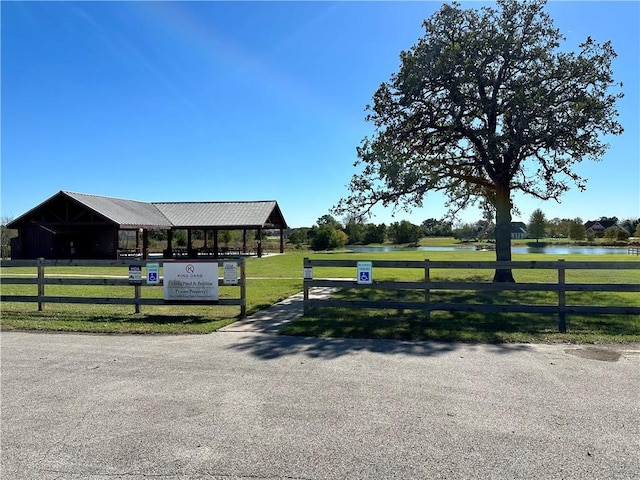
<box><xmin>1</xmin><ymin>250</ymin><xmax>638</xmax><ymax>342</ymax></box>
<box><xmin>283</xmin><ymin>289</ymin><xmax>640</xmax><ymax>344</ymax></box>
<box><xmin>290</xmin><ymin>250</ymin><xmax>639</xmax><ymax>344</ymax></box>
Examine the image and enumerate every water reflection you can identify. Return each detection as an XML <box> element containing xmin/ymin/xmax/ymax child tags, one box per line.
<box><xmin>347</xmin><ymin>245</ymin><xmax>629</xmax><ymax>255</ymax></box>
<box><xmin>512</xmin><ymin>246</ymin><xmax>628</xmax><ymax>255</ymax></box>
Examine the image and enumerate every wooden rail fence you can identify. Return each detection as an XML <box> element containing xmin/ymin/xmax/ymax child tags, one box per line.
<box><xmin>1</xmin><ymin>258</ymin><xmax>247</xmax><ymax>317</ymax></box>
<box><xmin>303</xmin><ymin>258</ymin><xmax>640</xmax><ymax>332</ymax></box>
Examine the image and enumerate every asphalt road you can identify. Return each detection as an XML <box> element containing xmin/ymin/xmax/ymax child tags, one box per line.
<box><xmin>1</xmin><ymin>331</ymin><xmax>639</xmax><ymax>479</ymax></box>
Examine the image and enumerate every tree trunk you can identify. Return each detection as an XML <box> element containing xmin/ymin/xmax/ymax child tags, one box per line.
<box><xmin>493</xmin><ymin>183</ymin><xmax>515</xmax><ymax>283</ymax></box>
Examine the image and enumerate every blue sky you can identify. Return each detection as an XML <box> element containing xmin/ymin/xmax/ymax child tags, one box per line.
<box><xmin>2</xmin><ymin>1</ymin><xmax>638</xmax><ymax>228</ymax></box>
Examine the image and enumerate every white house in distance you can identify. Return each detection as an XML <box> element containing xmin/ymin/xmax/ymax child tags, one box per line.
<box><xmin>510</xmin><ymin>222</ymin><xmax>528</xmax><ymax>239</ymax></box>
<box><xmin>584</xmin><ymin>218</ymin><xmax>628</xmax><ymax>238</ymax></box>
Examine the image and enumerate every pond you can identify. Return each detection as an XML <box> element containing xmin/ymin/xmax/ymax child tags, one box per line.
<box><xmin>346</xmin><ymin>245</ymin><xmax>631</xmax><ymax>255</ymax></box>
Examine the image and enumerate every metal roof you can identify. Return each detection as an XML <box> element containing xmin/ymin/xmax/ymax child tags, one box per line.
<box><xmin>8</xmin><ymin>191</ymin><xmax>287</xmax><ymax>230</ymax></box>
<box><xmin>65</xmin><ymin>192</ymin><xmax>172</xmax><ymax>228</ymax></box>
<box><xmin>152</xmin><ymin>201</ymin><xmax>287</xmax><ymax>229</ymax></box>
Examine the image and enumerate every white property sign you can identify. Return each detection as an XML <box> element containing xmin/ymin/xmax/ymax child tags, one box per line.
<box><xmin>223</xmin><ymin>262</ymin><xmax>238</xmax><ymax>285</ymax></box>
<box><xmin>163</xmin><ymin>262</ymin><xmax>218</xmax><ymax>301</ymax></box>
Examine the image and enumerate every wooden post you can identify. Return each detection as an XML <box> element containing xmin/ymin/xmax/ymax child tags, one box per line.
<box><xmin>166</xmin><ymin>230</ymin><xmax>173</xmax><ymax>257</ymax></box>
<box><xmin>558</xmin><ymin>259</ymin><xmax>566</xmax><ymax>333</ymax></box>
<box><xmin>303</xmin><ymin>257</ymin><xmax>310</xmax><ymax>315</ymax></box>
<box><xmin>134</xmin><ymin>284</ymin><xmax>141</xmax><ymax>314</ymax></box>
<box><xmin>142</xmin><ymin>229</ymin><xmax>149</xmax><ymax>260</ymax></box>
<box><xmin>114</xmin><ymin>228</ymin><xmax>120</xmax><ymax>259</ymax></box>
<box><xmin>280</xmin><ymin>228</ymin><xmax>284</xmax><ymax>253</ymax></box>
<box><xmin>424</xmin><ymin>259</ymin><xmax>430</xmax><ymax>321</ymax></box>
<box><xmin>240</xmin><ymin>257</ymin><xmax>246</xmax><ymax>317</ymax></box>
<box><xmin>37</xmin><ymin>257</ymin><xmax>45</xmax><ymax>311</ymax></box>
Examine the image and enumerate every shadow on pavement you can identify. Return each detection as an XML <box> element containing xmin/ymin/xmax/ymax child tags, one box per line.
<box><xmin>225</xmin><ymin>333</ymin><xmax>532</xmax><ymax>360</ymax></box>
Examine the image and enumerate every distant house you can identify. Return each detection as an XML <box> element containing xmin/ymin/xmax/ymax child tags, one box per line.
<box><xmin>511</xmin><ymin>222</ymin><xmax>528</xmax><ymax>239</ymax></box>
<box><xmin>584</xmin><ymin>219</ymin><xmax>627</xmax><ymax>238</ymax></box>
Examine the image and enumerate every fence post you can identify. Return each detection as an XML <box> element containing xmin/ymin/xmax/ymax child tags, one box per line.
<box><xmin>558</xmin><ymin>259</ymin><xmax>566</xmax><ymax>333</ymax></box>
<box><xmin>134</xmin><ymin>284</ymin><xmax>141</xmax><ymax>314</ymax></box>
<box><xmin>424</xmin><ymin>259</ymin><xmax>430</xmax><ymax>321</ymax></box>
<box><xmin>303</xmin><ymin>257</ymin><xmax>310</xmax><ymax>315</ymax></box>
<box><xmin>240</xmin><ymin>257</ymin><xmax>247</xmax><ymax>317</ymax></box>
<box><xmin>37</xmin><ymin>258</ymin><xmax>45</xmax><ymax>311</ymax></box>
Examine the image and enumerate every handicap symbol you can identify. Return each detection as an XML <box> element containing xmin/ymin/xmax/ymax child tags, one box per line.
<box><xmin>148</xmin><ymin>272</ymin><xmax>158</xmax><ymax>282</ymax></box>
<box><xmin>359</xmin><ymin>271</ymin><xmax>370</xmax><ymax>282</ymax></box>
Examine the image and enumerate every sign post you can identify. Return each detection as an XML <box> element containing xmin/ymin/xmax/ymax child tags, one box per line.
<box><xmin>128</xmin><ymin>265</ymin><xmax>142</xmax><ymax>313</ymax></box>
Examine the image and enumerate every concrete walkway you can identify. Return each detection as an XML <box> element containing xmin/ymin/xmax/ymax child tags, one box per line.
<box><xmin>218</xmin><ymin>287</ymin><xmax>337</xmax><ymax>334</ymax></box>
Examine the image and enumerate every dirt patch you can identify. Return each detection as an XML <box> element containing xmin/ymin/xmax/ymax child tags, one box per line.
<box><xmin>565</xmin><ymin>347</ymin><xmax>621</xmax><ymax>362</ymax></box>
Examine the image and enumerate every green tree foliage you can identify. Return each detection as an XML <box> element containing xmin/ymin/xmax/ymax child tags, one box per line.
<box><xmin>604</xmin><ymin>227</ymin><xmax>629</xmax><ymax>241</ymax></box>
<box><xmin>219</xmin><ymin>230</ymin><xmax>233</xmax><ymax>246</ymax></box>
<box><xmin>309</xmin><ymin>225</ymin><xmax>347</xmax><ymax>251</ymax></box>
<box><xmin>343</xmin><ymin>218</ymin><xmax>366</xmax><ymax>245</ymax></box>
<box><xmin>316</xmin><ymin>214</ymin><xmax>342</xmax><ymax>229</ymax></box>
<box><xmin>420</xmin><ymin>218</ymin><xmax>453</xmax><ymax>237</ymax></box>
<box><xmin>616</xmin><ymin>229</ymin><xmax>630</xmax><ymax>241</ymax></box>
<box><xmin>635</xmin><ymin>224</ymin><xmax>640</xmax><ymax>237</ymax></box>
<box><xmin>174</xmin><ymin>230</ymin><xmax>187</xmax><ymax>247</ymax></box>
<box><xmin>620</xmin><ymin>218</ymin><xmax>640</xmax><ymax>236</ymax></box>
<box><xmin>603</xmin><ymin>226</ymin><xmax>617</xmax><ymax>240</ymax></box>
<box><xmin>568</xmin><ymin>218</ymin><xmax>585</xmax><ymax>240</ymax></box>
<box><xmin>288</xmin><ymin>228</ymin><xmax>309</xmax><ymax>247</ymax></box>
<box><xmin>528</xmin><ymin>209</ymin><xmax>547</xmax><ymax>243</ymax></box>
<box><xmin>149</xmin><ymin>229</ymin><xmax>168</xmax><ymax>242</ymax></box>
<box><xmin>1</xmin><ymin>217</ymin><xmax>16</xmax><ymax>258</ymax></box>
<box><xmin>363</xmin><ymin>223</ymin><xmax>387</xmax><ymax>244</ymax></box>
<box><xmin>334</xmin><ymin>0</ymin><xmax>623</xmax><ymax>282</ymax></box>
<box><xmin>547</xmin><ymin>218</ymin><xmax>567</xmax><ymax>238</ymax></box>
<box><xmin>475</xmin><ymin>219</ymin><xmax>495</xmax><ymax>241</ymax></box>
<box><xmin>452</xmin><ymin>223</ymin><xmax>478</xmax><ymax>242</ymax></box>
<box><xmin>388</xmin><ymin>220</ymin><xmax>422</xmax><ymax>244</ymax></box>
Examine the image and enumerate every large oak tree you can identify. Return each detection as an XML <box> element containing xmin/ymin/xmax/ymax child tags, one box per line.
<box><xmin>334</xmin><ymin>0</ymin><xmax>623</xmax><ymax>281</ymax></box>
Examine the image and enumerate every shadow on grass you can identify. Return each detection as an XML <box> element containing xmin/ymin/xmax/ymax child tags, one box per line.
<box><xmin>4</xmin><ymin>310</ymin><xmax>219</xmax><ymax>325</ymax></box>
<box><xmin>280</xmin><ymin>308</ymin><xmax>557</xmax><ymax>343</ymax></box>
<box><xmin>226</xmin><ymin>331</ymin><xmax>532</xmax><ymax>361</ymax></box>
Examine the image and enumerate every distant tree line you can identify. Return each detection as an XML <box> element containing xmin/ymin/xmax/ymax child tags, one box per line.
<box><xmin>2</xmin><ymin>212</ymin><xmax>638</xmax><ymax>258</ymax></box>
<box><xmin>285</xmin><ymin>212</ymin><xmax>640</xmax><ymax>251</ymax></box>
<box><xmin>528</xmin><ymin>211</ymin><xmax>639</xmax><ymax>242</ymax></box>
<box><xmin>287</xmin><ymin>214</ymin><xmax>451</xmax><ymax>251</ymax></box>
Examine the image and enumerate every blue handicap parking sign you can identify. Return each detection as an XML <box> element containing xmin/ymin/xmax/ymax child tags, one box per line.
<box><xmin>357</xmin><ymin>261</ymin><xmax>373</xmax><ymax>284</ymax></box>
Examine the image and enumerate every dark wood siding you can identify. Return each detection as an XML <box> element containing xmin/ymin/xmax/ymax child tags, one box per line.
<box><xmin>24</xmin><ymin>225</ymin><xmax>54</xmax><ymax>259</ymax></box>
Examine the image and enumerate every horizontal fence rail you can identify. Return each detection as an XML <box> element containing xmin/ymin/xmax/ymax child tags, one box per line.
<box><xmin>302</xmin><ymin>258</ymin><xmax>640</xmax><ymax>332</ymax></box>
<box><xmin>1</xmin><ymin>258</ymin><xmax>247</xmax><ymax>317</ymax></box>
